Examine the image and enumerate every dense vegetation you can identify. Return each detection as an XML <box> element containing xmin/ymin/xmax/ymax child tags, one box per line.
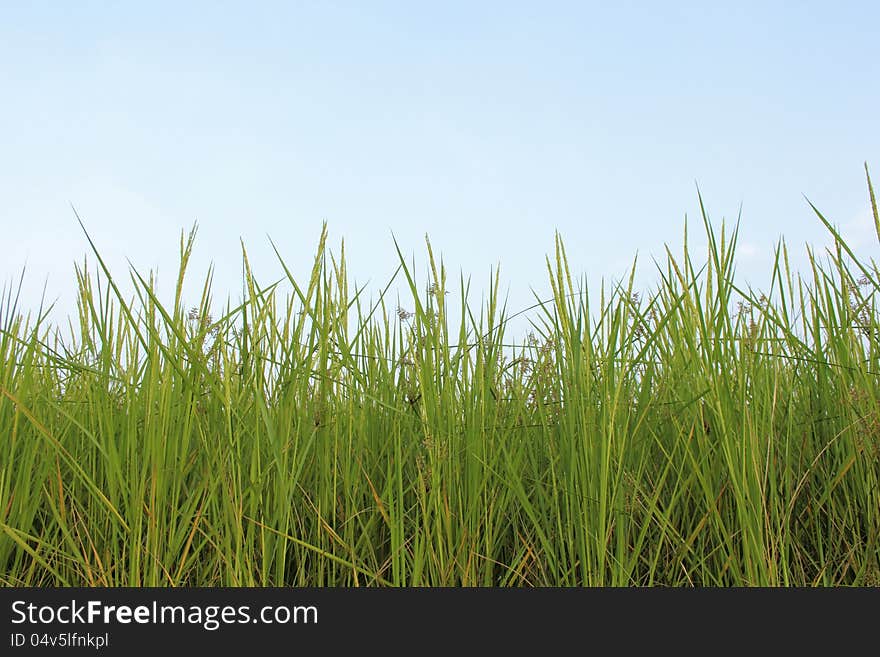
<box><xmin>2</xmin><ymin>169</ymin><xmax>878</xmax><ymax>586</ymax></box>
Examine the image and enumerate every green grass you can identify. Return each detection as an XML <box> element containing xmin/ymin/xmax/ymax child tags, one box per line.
<box><xmin>2</xmin><ymin>167</ymin><xmax>879</xmax><ymax>586</ymax></box>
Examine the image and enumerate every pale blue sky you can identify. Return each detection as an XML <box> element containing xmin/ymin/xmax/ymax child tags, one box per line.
<box><xmin>2</xmin><ymin>2</ymin><xmax>878</xmax><ymax>337</ymax></box>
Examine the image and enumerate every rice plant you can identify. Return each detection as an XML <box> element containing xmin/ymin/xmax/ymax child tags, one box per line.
<box><xmin>1</xmin><ymin>166</ymin><xmax>878</xmax><ymax>586</ymax></box>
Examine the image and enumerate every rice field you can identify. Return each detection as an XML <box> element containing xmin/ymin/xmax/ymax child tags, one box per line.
<box><xmin>1</xmin><ymin>169</ymin><xmax>878</xmax><ymax>586</ymax></box>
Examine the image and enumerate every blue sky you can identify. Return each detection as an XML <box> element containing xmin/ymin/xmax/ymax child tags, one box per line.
<box><xmin>2</xmin><ymin>1</ymin><xmax>878</xmax><ymax>337</ymax></box>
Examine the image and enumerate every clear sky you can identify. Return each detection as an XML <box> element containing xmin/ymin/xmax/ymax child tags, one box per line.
<box><xmin>2</xmin><ymin>1</ymin><xmax>878</xmax><ymax>339</ymax></box>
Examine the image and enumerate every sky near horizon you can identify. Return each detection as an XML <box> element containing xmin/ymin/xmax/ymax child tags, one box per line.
<box><xmin>2</xmin><ymin>1</ymin><xmax>879</xmax><ymax>337</ymax></box>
